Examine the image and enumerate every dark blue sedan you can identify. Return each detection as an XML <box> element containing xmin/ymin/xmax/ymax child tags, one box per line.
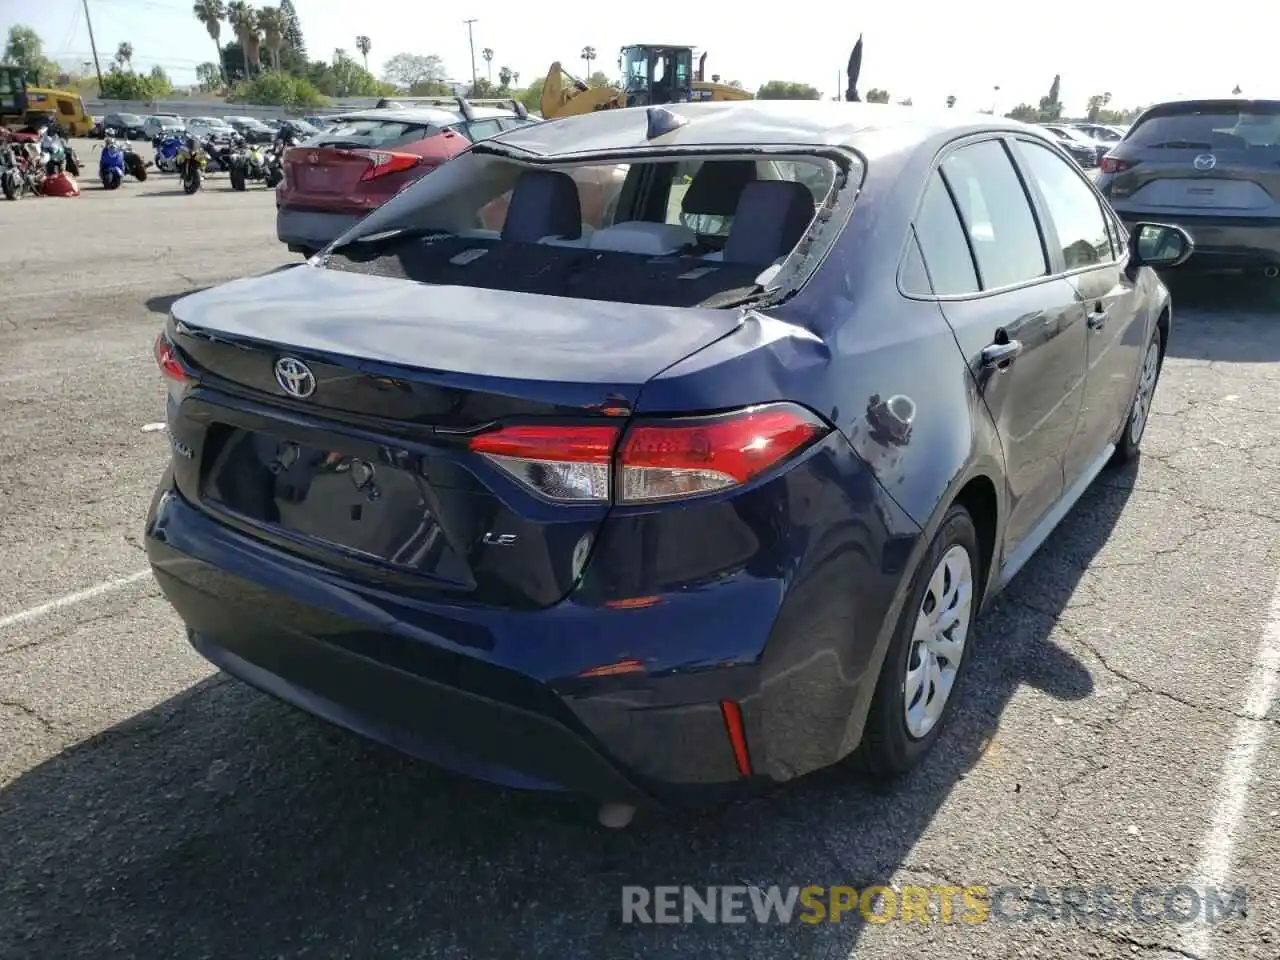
<box><xmin>145</xmin><ymin>101</ymin><xmax>1193</xmax><ymax>820</ymax></box>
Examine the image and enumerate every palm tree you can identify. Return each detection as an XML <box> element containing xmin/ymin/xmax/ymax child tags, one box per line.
<box><xmin>226</xmin><ymin>1</ymin><xmax>258</xmax><ymax>78</ymax></box>
<box><xmin>257</xmin><ymin>6</ymin><xmax>286</xmax><ymax>70</ymax></box>
<box><xmin>498</xmin><ymin>65</ymin><xmax>513</xmax><ymax>90</ymax></box>
<box><xmin>481</xmin><ymin>47</ymin><xmax>493</xmax><ymax>82</ymax></box>
<box><xmin>192</xmin><ymin>0</ymin><xmax>226</xmax><ymax>83</ymax></box>
<box><xmin>115</xmin><ymin>42</ymin><xmax>134</xmax><ymax>70</ymax></box>
<box><xmin>355</xmin><ymin>35</ymin><xmax>371</xmax><ymax>70</ymax></box>
<box><xmin>581</xmin><ymin>45</ymin><xmax>596</xmax><ymax>73</ymax></box>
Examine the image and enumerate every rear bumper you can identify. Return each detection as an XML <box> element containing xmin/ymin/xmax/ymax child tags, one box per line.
<box><xmin>1116</xmin><ymin>212</ymin><xmax>1280</xmax><ymax>270</ymax></box>
<box><xmin>276</xmin><ymin>207</ymin><xmax>360</xmax><ymax>252</ymax></box>
<box><xmin>145</xmin><ymin>483</ymin><xmax>781</xmax><ymax>805</ymax></box>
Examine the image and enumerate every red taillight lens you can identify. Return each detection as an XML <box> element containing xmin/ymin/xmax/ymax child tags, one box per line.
<box><xmin>619</xmin><ymin>403</ymin><xmax>828</xmax><ymax>503</ymax></box>
<box><xmin>1099</xmin><ymin>155</ymin><xmax>1134</xmax><ymax>175</ymax></box>
<box><xmin>154</xmin><ymin>333</ymin><xmax>194</xmax><ymax>383</ymax></box>
<box><xmin>469</xmin><ymin>424</ymin><xmax>620</xmax><ymax>502</ymax></box>
<box><xmin>359</xmin><ymin>151</ymin><xmax>421</xmax><ymax>181</ymax></box>
<box><xmin>467</xmin><ymin>404</ymin><xmax>828</xmax><ymax>505</ymax></box>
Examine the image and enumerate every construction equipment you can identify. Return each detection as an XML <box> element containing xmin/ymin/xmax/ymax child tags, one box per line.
<box><xmin>0</xmin><ymin>64</ymin><xmax>30</xmax><ymax>129</ymax></box>
<box><xmin>540</xmin><ymin>44</ymin><xmax>752</xmax><ymax>119</ymax></box>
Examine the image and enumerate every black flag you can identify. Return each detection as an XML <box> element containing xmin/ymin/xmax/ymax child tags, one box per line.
<box><xmin>846</xmin><ymin>34</ymin><xmax>863</xmax><ymax>102</ymax></box>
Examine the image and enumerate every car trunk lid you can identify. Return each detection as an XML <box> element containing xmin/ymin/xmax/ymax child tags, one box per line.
<box><xmin>163</xmin><ymin>265</ymin><xmax>744</xmax><ymax>609</ymax></box>
<box><xmin>1110</xmin><ymin>148</ymin><xmax>1280</xmax><ymax>214</ymax></box>
<box><xmin>282</xmin><ymin>144</ymin><xmax>381</xmax><ymax>198</ymax></box>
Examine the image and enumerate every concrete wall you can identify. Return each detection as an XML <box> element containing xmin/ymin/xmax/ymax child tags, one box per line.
<box><xmin>82</xmin><ymin>99</ymin><xmax>381</xmax><ymax>121</ymax></box>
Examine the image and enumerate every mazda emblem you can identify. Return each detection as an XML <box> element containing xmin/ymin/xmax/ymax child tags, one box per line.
<box><xmin>274</xmin><ymin>356</ymin><xmax>316</xmax><ymax>399</ymax></box>
<box><xmin>1193</xmin><ymin>153</ymin><xmax>1217</xmax><ymax>171</ymax></box>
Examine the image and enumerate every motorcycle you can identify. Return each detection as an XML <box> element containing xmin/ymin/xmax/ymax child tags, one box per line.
<box><xmin>39</xmin><ymin>129</ymin><xmax>81</xmax><ymax>177</ymax></box>
<box><xmin>229</xmin><ymin>141</ymin><xmax>271</xmax><ymax>190</ymax></box>
<box><xmin>176</xmin><ymin>136</ymin><xmax>209</xmax><ymax>194</ymax></box>
<box><xmin>93</xmin><ymin>138</ymin><xmax>149</xmax><ymax>190</ymax></box>
<box><xmin>203</xmin><ymin>134</ymin><xmax>239</xmax><ymax>175</ymax></box>
<box><xmin>153</xmin><ymin>133</ymin><xmax>183</xmax><ymax>174</ymax></box>
<box><xmin>263</xmin><ymin>143</ymin><xmax>286</xmax><ymax>189</ymax></box>
<box><xmin>1</xmin><ymin>138</ymin><xmax>37</xmax><ymax>200</ymax></box>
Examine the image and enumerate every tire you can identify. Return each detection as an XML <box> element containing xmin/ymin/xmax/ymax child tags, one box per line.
<box><xmin>860</xmin><ymin>504</ymin><xmax>981</xmax><ymax>779</ymax></box>
<box><xmin>66</xmin><ymin>156</ymin><xmax>80</xmax><ymax>177</ymax></box>
<box><xmin>230</xmin><ymin>165</ymin><xmax>247</xmax><ymax>191</ymax></box>
<box><xmin>1111</xmin><ymin>322</ymin><xmax>1164</xmax><ymax>465</ymax></box>
<box><xmin>2</xmin><ymin>170</ymin><xmax>18</xmax><ymax>201</ymax></box>
<box><xmin>133</xmin><ymin>162</ymin><xmax>148</xmax><ymax>182</ymax></box>
<box><xmin>182</xmin><ymin>168</ymin><xmax>202</xmax><ymax>194</ymax></box>
<box><xmin>102</xmin><ymin>171</ymin><xmax>121</xmax><ymax>190</ymax></box>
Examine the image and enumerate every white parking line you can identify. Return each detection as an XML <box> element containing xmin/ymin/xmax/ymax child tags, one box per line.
<box><xmin>0</xmin><ymin>570</ymin><xmax>153</xmax><ymax>632</ymax></box>
<box><xmin>1180</xmin><ymin>570</ymin><xmax>1280</xmax><ymax>958</ymax></box>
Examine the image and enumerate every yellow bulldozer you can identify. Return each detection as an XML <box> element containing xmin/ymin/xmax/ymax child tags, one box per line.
<box><xmin>540</xmin><ymin>44</ymin><xmax>752</xmax><ymax>119</ymax></box>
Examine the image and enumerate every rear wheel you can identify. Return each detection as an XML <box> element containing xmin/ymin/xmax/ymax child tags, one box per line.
<box><xmin>861</xmin><ymin>505</ymin><xmax>980</xmax><ymax>779</ymax></box>
<box><xmin>230</xmin><ymin>165</ymin><xmax>247</xmax><ymax>191</ymax></box>
<box><xmin>2</xmin><ymin>170</ymin><xmax>18</xmax><ymax>200</ymax></box>
<box><xmin>101</xmin><ymin>170</ymin><xmax>121</xmax><ymax>190</ymax></box>
<box><xmin>1112</xmin><ymin>323</ymin><xmax>1163</xmax><ymax>464</ymax></box>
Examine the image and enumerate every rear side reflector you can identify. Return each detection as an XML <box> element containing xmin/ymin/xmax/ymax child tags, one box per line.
<box><xmin>1099</xmin><ymin>156</ymin><xmax>1135</xmax><ymax>174</ymax></box>
<box><xmin>359</xmin><ymin>151</ymin><xmax>422</xmax><ymax>181</ymax></box>
<box><xmin>467</xmin><ymin>403</ymin><xmax>828</xmax><ymax>505</ymax></box>
<box><xmin>720</xmin><ymin>700</ymin><xmax>753</xmax><ymax>777</ymax></box>
<box><xmin>154</xmin><ymin>333</ymin><xmax>194</xmax><ymax>383</ymax></box>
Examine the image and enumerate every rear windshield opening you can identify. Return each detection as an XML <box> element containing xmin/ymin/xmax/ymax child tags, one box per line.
<box><xmin>314</xmin><ymin>118</ymin><xmax>436</xmax><ymax>149</ymax></box>
<box><xmin>322</xmin><ymin>151</ymin><xmax>849</xmax><ymax>309</ymax></box>
<box><xmin>1129</xmin><ymin>102</ymin><xmax>1280</xmax><ymax>149</ymax></box>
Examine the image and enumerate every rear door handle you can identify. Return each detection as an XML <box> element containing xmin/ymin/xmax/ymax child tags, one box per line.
<box><xmin>1087</xmin><ymin>308</ymin><xmax>1109</xmax><ymax>330</ymax></box>
<box><xmin>980</xmin><ymin>340</ymin><xmax>1022</xmax><ymax>368</ymax></box>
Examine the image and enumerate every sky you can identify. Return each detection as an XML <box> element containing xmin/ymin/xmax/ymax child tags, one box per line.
<box><xmin>2</xmin><ymin>0</ymin><xmax>1275</xmax><ymax>113</ymax></box>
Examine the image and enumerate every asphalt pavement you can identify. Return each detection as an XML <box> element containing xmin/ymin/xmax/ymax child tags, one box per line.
<box><xmin>2</xmin><ymin>159</ymin><xmax>1280</xmax><ymax>960</ymax></box>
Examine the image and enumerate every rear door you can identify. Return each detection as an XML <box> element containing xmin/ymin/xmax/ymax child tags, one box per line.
<box><xmin>916</xmin><ymin>138</ymin><xmax>1088</xmax><ymax>556</ymax></box>
<box><xmin>1106</xmin><ymin>100</ymin><xmax>1280</xmax><ymax>220</ymax></box>
<box><xmin>1012</xmin><ymin>136</ymin><xmax>1142</xmax><ymax>484</ymax></box>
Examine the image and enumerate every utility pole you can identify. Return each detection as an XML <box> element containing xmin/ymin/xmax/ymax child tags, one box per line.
<box><xmin>82</xmin><ymin>0</ymin><xmax>105</xmax><ymax>90</ymax></box>
<box><xmin>463</xmin><ymin>19</ymin><xmax>478</xmax><ymax>93</ymax></box>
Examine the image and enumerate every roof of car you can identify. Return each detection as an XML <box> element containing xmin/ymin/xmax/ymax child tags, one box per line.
<box><xmin>486</xmin><ymin>100</ymin><xmax>1045</xmax><ymax>159</ymax></box>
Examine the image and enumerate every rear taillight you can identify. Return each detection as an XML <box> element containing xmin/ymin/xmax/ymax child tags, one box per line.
<box><xmin>359</xmin><ymin>151</ymin><xmax>421</xmax><ymax>181</ymax></box>
<box><xmin>154</xmin><ymin>333</ymin><xmax>195</xmax><ymax>383</ymax></box>
<box><xmin>467</xmin><ymin>403</ymin><xmax>829</xmax><ymax>504</ymax></box>
<box><xmin>1099</xmin><ymin>155</ymin><xmax>1135</xmax><ymax>175</ymax></box>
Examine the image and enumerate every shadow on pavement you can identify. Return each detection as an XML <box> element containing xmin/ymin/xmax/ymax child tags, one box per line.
<box><xmin>0</xmin><ymin>471</ymin><xmax>1138</xmax><ymax>959</ymax></box>
<box><xmin>145</xmin><ymin>289</ymin><xmax>209</xmax><ymax>315</ymax></box>
<box><xmin>1162</xmin><ymin>273</ymin><xmax>1280</xmax><ymax>362</ymax></box>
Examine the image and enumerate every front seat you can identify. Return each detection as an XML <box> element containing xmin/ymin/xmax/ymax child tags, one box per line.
<box><xmin>501</xmin><ymin>169</ymin><xmax>583</xmax><ymax>243</ymax></box>
<box><xmin>680</xmin><ymin>160</ymin><xmax>758</xmax><ymax>236</ymax></box>
<box><xmin>720</xmin><ymin>180</ymin><xmax>815</xmax><ymax>267</ymax></box>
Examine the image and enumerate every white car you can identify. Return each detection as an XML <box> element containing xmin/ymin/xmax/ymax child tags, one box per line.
<box><xmin>143</xmin><ymin>115</ymin><xmax>186</xmax><ymax>140</ymax></box>
<box><xmin>185</xmin><ymin>117</ymin><xmax>237</xmax><ymax>140</ymax></box>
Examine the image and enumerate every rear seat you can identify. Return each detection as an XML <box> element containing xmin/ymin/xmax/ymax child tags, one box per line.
<box><xmin>703</xmin><ymin>180</ymin><xmax>816</xmax><ymax>266</ymax></box>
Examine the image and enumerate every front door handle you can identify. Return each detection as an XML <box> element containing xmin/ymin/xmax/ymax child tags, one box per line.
<box><xmin>980</xmin><ymin>339</ymin><xmax>1022</xmax><ymax>368</ymax></box>
<box><xmin>1087</xmin><ymin>307</ymin><xmax>1109</xmax><ymax>330</ymax></box>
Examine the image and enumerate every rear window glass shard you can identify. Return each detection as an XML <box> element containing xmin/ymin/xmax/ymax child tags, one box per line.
<box><xmin>323</xmin><ymin>150</ymin><xmax>851</xmax><ymax>310</ymax></box>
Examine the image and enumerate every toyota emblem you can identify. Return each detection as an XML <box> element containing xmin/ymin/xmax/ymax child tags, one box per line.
<box><xmin>1193</xmin><ymin>153</ymin><xmax>1217</xmax><ymax>171</ymax></box>
<box><xmin>308</xmin><ymin>151</ymin><xmax>319</xmax><ymax>163</ymax></box>
<box><xmin>274</xmin><ymin>357</ymin><xmax>316</xmax><ymax>399</ymax></box>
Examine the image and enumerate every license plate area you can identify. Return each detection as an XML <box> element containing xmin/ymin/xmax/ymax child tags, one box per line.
<box><xmin>202</xmin><ymin>427</ymin><xmax>455</xmax><ymax>573</ymax></box>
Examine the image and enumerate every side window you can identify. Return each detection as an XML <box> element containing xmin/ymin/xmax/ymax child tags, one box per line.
<box><xmin>899</xmin><ymin>231</ymin><xmax>933</xmax><ymax>296</ymax></box>
<box><xmin>912</xmin><ymin>172</ymin><xmax>980</xmax><ymax>296</ymax></box>
<box><xmin>1013</xmin><ymin>139</ymin><xmax>1112</xmax><ymax>269</ymax></box>
<box><xmin>941</xmin><ymin>140</ymin><xmax>1047</xmax><ymax>289</ymax></box>
<box><xmin>463</xmin><ymin>119</ymin><xmax>503</xmax><ymax>142</ymax></box>
<box><xmin>57</xmin><ymin>98</ymin><xmax>76</xmax><ymax>117</ymax></box>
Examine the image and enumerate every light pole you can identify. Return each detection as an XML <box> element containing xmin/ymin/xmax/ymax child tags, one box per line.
<box><xmin>464</xmin><ymin>19</ymin><xmax>478</xmax><ymax>93</ymax></box>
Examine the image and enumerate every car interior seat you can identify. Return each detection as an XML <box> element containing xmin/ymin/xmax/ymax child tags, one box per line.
<box><xmin>709</xmin><ymin>180</ymin><xmax>816</xmax><ymax>267</ymax></box>
<box><xmin>501</xmin><ymin>169</ymin><xmax>584</xmax><ymax>244</ymax></box>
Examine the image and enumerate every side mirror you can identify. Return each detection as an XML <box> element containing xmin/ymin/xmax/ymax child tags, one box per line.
<box><xmin>1128</xmin><ymin>221</ymin><xmax>1194</xmax><ymax>270</ymax></box>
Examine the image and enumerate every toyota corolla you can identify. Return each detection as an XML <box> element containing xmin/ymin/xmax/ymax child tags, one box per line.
<box><xmin>145</xmin><ymin>101</ymin><xmax>1193</xmax><ymax>818</ymax></box>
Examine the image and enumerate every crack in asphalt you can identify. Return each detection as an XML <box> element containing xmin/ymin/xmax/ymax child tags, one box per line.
<box><xmin>0</xmin><ymin>698</ymin><xmax>58</xmax><ymax>733</ymax></box>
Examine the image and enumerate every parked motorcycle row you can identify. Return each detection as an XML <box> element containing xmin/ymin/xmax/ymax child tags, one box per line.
<box><xmin>151</xmin><ymin>130</ymin><xmax>287</xmax><ymax>195</ymax></box>
<box><xmin>1</xmin><ymin>119</ymin><xmax>293</xmax><ymax>200</ymax></box>
<box><xmin>0</xmin><ymin>125</ymin><xmax>84</xmax><ymax>200</ymax></box>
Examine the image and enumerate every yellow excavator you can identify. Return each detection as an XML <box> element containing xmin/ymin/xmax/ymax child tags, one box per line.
<box><xmin>540</xmin><ymin>44</ymin><xmax>752</xmax><ymax>119</ymax></box>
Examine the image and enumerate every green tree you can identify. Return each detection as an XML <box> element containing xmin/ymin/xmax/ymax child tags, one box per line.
<box><xmin>148</xmin><ymin>64</ymin><xmax>173</xmax><ymax>96</ymax></box>
<box><xmin>191</xmin><ymin>0</ymin><xmax>226</xmax><ymax>84</ymax></box>
<box><xmin>498</xmin><ymin>65</ymin><xmax>514</xmax><ymax>90</ymax></box>
<box><xmin>756</xmin><ymin>80</ymin><xmax>821</xmax><ymax>100</ymax></box>
<box><xmin>100</xmin><ymin>68</ymin><xmax>170</xmax><ymax>100</ymax></box>
<box><xmin>517</xmin><ymin>75</ymin><xmax>544</xmax><ymax>113</ymax></box>
<box><xmin>481</xmin><ymin>47</ymin><xmax>493</xmax><ymax>82</ymax></box>
<box><xmin>195</xmin><ymin>61</ymin><xmax>222</xmax><ymax>90</ymax></box>
<box><xmin>581</xmin><ymin>45</ymin><xmax>596</xmax><ymax>74</ymax></box>
<box><xmin>408</xmin><ymin>78</ymin><xmax>453</xmax><ymax>96</ymax></box>
<box><xmin>382</xmin><ymin>52</ymin><xmax>446</xmax><ymax>89</ymax></box>
<box><xmin>865</xmin><ymin>87</ymin><xmax>890</xmax><ymax>103</ymax></box>
<box><xmin>1038</xmin><ymin>73</ymin><xmax>1063</xmax><ymax>121</ymax></box>
<box><xmin>4</xmin><ymin>25</ymin><xmax>60</xmax><ymax>85</ymax></box>
<box><xmin>729</xmin><ymin>79</ymin><xmax>743</xmax><ymax>89</ymax></box>
<box><xmin>226</xmin><ymin>2</ymin><xmax>258</xmax><ymax>78</ymax></box>
<box><xmin>1085</xmin><ymin>91</ymin><xmax>1113</xmax><ymax>122</ymax></box>
<box><xmin>229</xmin><ymin>69</ymin><xmax>326</xmax><ymax>107</ymax></box>
<box><xmin>1005</xmin><ymin>103</ymin><xmax>1039</xmax><ymax>122</ymax></box>
<box><xmin>279</xmin><ymin>0</ymin><xmax>306</xmax><ymax>57</ymax></box>
<box><xmin>587</xmin><ymin>71</ymin><xmax>614</xmax><ymax>88</ymax></box>
<box><xmin>257</xmin><ymin>6</ymin><xmax>288</xmax><ymax>71</ymax></box>
<box><xmin>356</xmin><ymin>35</ymin><xmax>372</xmax><ymax>71</ymax></box>
<box><xmin>115</xmin><ymin>42</ymin><xmax>134</xmax><ymax>70</ymax></box>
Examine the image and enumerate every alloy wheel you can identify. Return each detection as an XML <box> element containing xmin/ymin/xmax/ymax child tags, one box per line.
<box><xmin>1129</xmin><ymin>340</ymin><xmax>1160</xmax><ymax>447</ymax></box>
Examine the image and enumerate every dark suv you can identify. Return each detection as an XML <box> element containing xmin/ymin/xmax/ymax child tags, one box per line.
<box><xmin>1097</xmin><ymin>98</ymin><xmax>1280</xmax><ymax>273</ymax></box>
<box><xmin>275</xmin><ymin>96</ymin><xmax>536</xmax><ymax>256</ymax></box>
<box><xmin>101</xmin><ymin>112</ymin><xmax>148</xmax><ymax>140</ymax></box>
